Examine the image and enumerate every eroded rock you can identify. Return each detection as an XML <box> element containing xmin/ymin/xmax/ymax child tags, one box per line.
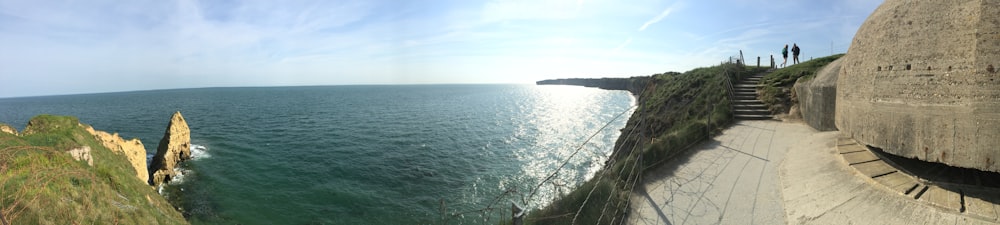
<box><xmin>67</xmin><ymin>146</ymin><xmax>93</xmax><ymax>166</ymax></box>
<box><xmin>84</xmin><ymin>125</ymin><xmax>149</xmax><ymax>182</ymax></box>
<box><xmin>148</xmin><ymin>111</ymin><xmax>191</xmax><ymax>186</ymax></box>
<box><xmin>0</xmin><ymin>123</ymin><xmax>17</xmax><ymax>135</ymax></box>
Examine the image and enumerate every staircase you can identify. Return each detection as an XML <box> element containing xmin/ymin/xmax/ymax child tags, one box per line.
<box><xmin>732</xmin><ymin>73</ymin><xmax>773</xmax><ymax>120</ymax></box>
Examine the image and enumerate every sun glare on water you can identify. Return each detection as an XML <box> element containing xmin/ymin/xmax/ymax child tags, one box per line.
<box><xmin>510</xmin><ymin>85</ymin><xmax>634</xmax><ymax>209</ymax></box>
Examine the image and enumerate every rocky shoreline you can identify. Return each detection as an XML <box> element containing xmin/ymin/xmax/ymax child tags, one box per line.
<box><xmin>0</xmin><ymin>111</ymin><xmax>193</xmax><ymax>224</ymax></box>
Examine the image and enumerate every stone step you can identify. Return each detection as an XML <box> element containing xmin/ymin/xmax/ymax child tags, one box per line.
<box><xmin>734</xmin><ymin>84</ymin><xmax>763</xmax><ymax>88</ymax></box>
<box><xmin>734</xmin><ymin>114</ymin><xmax>773</xmax><ymax>120</ymax></box>
<box><xmin>734</xmin><ymin>109</ymin><xmax>771</xmax><ymax>115</ymax></box>
<box><xmin>734</xmin><ymin>104</ymin><xmax>768</xmax><ymax>110</ymax></box>
<box><xmin>734</xmin><ymin>96</ymin><xmax>758</xmax><ymax>101</ymax></box>
<box><xmin>733</xmin><ymin>100</ymin><xmax>763</xmax><ymax>104</ymax></box>
<box><xmin>733</xmin><ymin>87</ymin><xmax>757</xmax><ymax>92</ymax></box>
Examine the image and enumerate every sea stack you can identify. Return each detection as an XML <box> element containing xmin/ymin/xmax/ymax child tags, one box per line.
<box><xmin>836</xmin><ymin>0</ymin><xmax>1000</xmax><ymax>172</ymax></box>
<box><xmin>149</xmin><ymin>111</ymin><xmax>192</xmax><ymax>186</ymax></box>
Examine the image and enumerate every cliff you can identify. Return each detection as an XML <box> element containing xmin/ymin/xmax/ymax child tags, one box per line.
<box><xmin>528</xmin><ymin>64</ymin><xmax>767</xmax><ymax>223</ymax></box>
<box><xmin>535</xmin><ymin>76</ymin><xmax>655</xmax><ymax>96</ymax></box>
<box><xmin>83</xmin><ymin>124</ymin><xmax>149</xmax><ymax>183</ymax></box>
<box><xmin>149</xmin><ymin>111</ymin><xmax>191</xmax><ymax>187</ymax></box>
<box><xmin>0</xmin><ymin>115</ymin><xmax>188</xmax><ymax>224</ymax></box>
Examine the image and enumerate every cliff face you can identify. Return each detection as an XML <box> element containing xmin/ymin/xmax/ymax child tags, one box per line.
<box><xmin>83</xmin><ymin>125</ymin><xmax>149</xmax><ymax>183</ymax></box>
<box><xmin>149</xmin><ymin>111</ymin><xmax>192</xmax><ymax>187</ymax></box>
<box><xmin>0</xmin><ymin>115</ymin><xmax>188</xmax><ymax>224</ymax></box>
<box><xmin>836</xmin><ymin>0</ymin><xmax>1000</xmax><ymax>172</ymax></box>
<box><xmin>536</xmin><ymin>76</ymin><xmax>654</xmax><ymax>96</ymax></box>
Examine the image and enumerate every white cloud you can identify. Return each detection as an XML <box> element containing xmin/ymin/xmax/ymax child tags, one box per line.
<box><xmin>638</xmin><ymin>4</ymin><xmax>675</xmax><ymax>31</ymax></box>
<box><xmin>612</xmin><ymin>37</ymin><xmax>633</xmax><ymax>53</ymax></box>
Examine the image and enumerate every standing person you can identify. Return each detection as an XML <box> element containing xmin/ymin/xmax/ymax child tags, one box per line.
<box><xmin>781</xmin><ymin>44</ymin><xmax>788</xmax><ymax>68</ymax></box>
<box><xmin>792</xmin><ymin>43</ymin><xmax>801</xmax><ymax>64</ymax></box>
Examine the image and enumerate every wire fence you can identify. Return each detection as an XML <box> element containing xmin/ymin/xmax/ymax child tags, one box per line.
<box><xmin>439</xmin><ymin>51</ymin><xmax>751</xmax><ymax>225</ymax></box>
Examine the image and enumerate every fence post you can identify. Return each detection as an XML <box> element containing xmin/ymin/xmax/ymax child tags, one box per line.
<box><xmin>770</xmin><ymin>55</ymin><xmax>775</xmax><ymax>69</ymax></box>
<box><xmin>512</xmin><ymin>203</ymin><xmax>524</xmax><ymax>225</ymax></box>
<box><xmin>739</xmin><ymin>50</ymin><xmax>744</xmax><ymax>67</ymax></box>
<box><xmin>757</xmin><ymin>56</ymin><xmax>760</xmax><ymax>67</ymax></box>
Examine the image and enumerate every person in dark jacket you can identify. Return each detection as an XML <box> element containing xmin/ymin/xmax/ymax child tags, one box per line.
<box><xmin>792</xmin><ymin>43</ymin><xmax>801</xmax><ymax>64</ymax></box>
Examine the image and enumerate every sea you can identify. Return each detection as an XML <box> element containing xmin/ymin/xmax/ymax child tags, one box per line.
<box><xmin>0</xmin><ymin>84</ymin><xmax>634</xmax><ymax>224</ymax></box>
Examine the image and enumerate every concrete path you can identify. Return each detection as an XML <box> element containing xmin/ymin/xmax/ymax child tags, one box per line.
<box><xmin>628</xmin><ymin>120</ymin><xmax>810</xmax><ymax>225</ymax></box>
<box><xmin>627</xmin><ymin>120</ymin><xmax>1000</xmax><ymax>225</ymax></box>
<box><xmin>780</xmin><ymin>126</ymin><xmax>997</xmax><ymax>225</ymax></box>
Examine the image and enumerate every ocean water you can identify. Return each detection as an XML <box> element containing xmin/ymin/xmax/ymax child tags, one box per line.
<box><xmin>0</xmin><ymin>84</ymin><xmax>634</xmax><ymax>224</ymax></box>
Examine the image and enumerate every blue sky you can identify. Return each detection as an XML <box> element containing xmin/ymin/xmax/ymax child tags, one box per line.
<box><xmin>0</xmin><ymin>0</ymin><xmax>880</xmax><ymax>98</ymax></box>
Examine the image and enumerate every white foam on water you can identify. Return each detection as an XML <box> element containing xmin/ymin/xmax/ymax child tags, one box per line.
<box><xmin>190</xmin><ymin>144</ymin><xmax>210</xmax><ymax>160</ymax></box>
<box><xmin>170</xmin><ymin>167</ymin><xmax>188</xmax><ymax>184</ymax></box>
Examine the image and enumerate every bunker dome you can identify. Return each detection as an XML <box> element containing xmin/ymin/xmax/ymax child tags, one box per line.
<box><xmin>836</xmin><ymin>0</ymin><xmax>1000</xmax><ymax>172</ymax></box>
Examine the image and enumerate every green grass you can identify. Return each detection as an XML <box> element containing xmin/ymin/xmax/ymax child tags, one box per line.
<box><xmin>525</xmin><ymin>63</ymin><xmax>768</xmax><ymax>224</ymax></box>
<box><xmin>0</xmin><ymin>115</ymin><xmax>187</xmax><ymax>224</ymax></box>
<box><xmin>758</xmin><ymin>54</ymin><xmax>844</xmax><ymax>113</ymax></box>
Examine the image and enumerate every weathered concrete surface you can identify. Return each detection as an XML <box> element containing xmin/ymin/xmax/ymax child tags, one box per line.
<box><xmin>781</xmin><ymin>130</ymin><xmax>998</xmax><ymax>225</ymax></box>
<box><xmin>628</xmin><ymin>120</ymin><xmax>808</xmax><ymax>225</ymax></box>
<box><xmin>836</xmin><ymin>0</ymin><xmax>1000</xmax><ymax>172</ymax></box>
<box><xmin>629</xmin><ymin>120</ymin><xmax>1000</xmax><ymax>224</ymax></box>
<box><xmin>794</xmin><ymin>58</ymin><xmax>842</xmax><ymax>131</ymax></box>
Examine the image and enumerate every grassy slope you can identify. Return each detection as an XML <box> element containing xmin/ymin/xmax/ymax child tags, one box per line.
<box><xmin>0</xmin><ymin>115</ymin><xmax>187</xmax><ymax>224</ymax></box>
<box><xmin>758</xmin><ymin>54</ymin><xmax>845</xmax><ymax>113</ymax></box>
<box><xmin>526</xmin><ymin>63</ymin><xmax>768</xmax><ymax>224</ymax></box>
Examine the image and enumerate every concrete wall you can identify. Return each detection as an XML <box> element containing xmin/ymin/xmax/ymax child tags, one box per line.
<box><xmin>836</xmin><ymin>0</ymin><xmax>1000</xmax><ymax>172</ymax></box>
<box><xmin>795</xmin><ymin>58</ymin><xmax>843</xmax><ymax>131</ymax></box>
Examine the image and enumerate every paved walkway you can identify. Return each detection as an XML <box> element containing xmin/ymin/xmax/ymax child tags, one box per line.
<box><xmin>627</xmin><ymin>120</ymin><xmax>1000</xmax><ymax>225</ymax></box>
<box><xmin>628</xmin><ymin>120</ymin><xmax>809</xmax><ymax>224</ymax></box>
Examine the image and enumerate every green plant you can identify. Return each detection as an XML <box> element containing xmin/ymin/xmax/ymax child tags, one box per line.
<box><xmin>0</xmin><ymin>115</ymin><xmax>188</xmax><ymax>224</ymax></box>
<box><xmin>526</xmin><ymin>63</ymin><xmax>767</xmax><ymax>224</ymax></box>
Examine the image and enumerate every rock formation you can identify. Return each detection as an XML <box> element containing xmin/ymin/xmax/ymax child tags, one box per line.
<box><xmin>0</xmin><ymin>123</ymin><xmax>17</xmax><ymax>135</ymax></box>
<box><xmin>67</xmin><ymin>146</ymin><xmax>93</xmax><ymax>166</ymax></box>
<box><xmin>148</xmin><ymin>111</ymin><xmax>191</xmax><ymax>186</ymax></box>
<box><xmin>836</xmin><ymin>0</ymin><xmax>1000</xmax><ymax>172</ymax></box>
<box><xmin>84</xmin><ymin>125</ymin><xmax>149</xmax><ymax>182</ymax></box>
<box><xmin>794</xmin><ymin>57</ymin><xmax>843</xmax><ymax>131</ymax></box>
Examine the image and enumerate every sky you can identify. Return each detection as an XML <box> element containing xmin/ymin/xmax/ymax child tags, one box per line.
<box><xmin>0</xmin><ymin>0</ymin><xmax>881</xmax><ymax>98</ymax></box>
